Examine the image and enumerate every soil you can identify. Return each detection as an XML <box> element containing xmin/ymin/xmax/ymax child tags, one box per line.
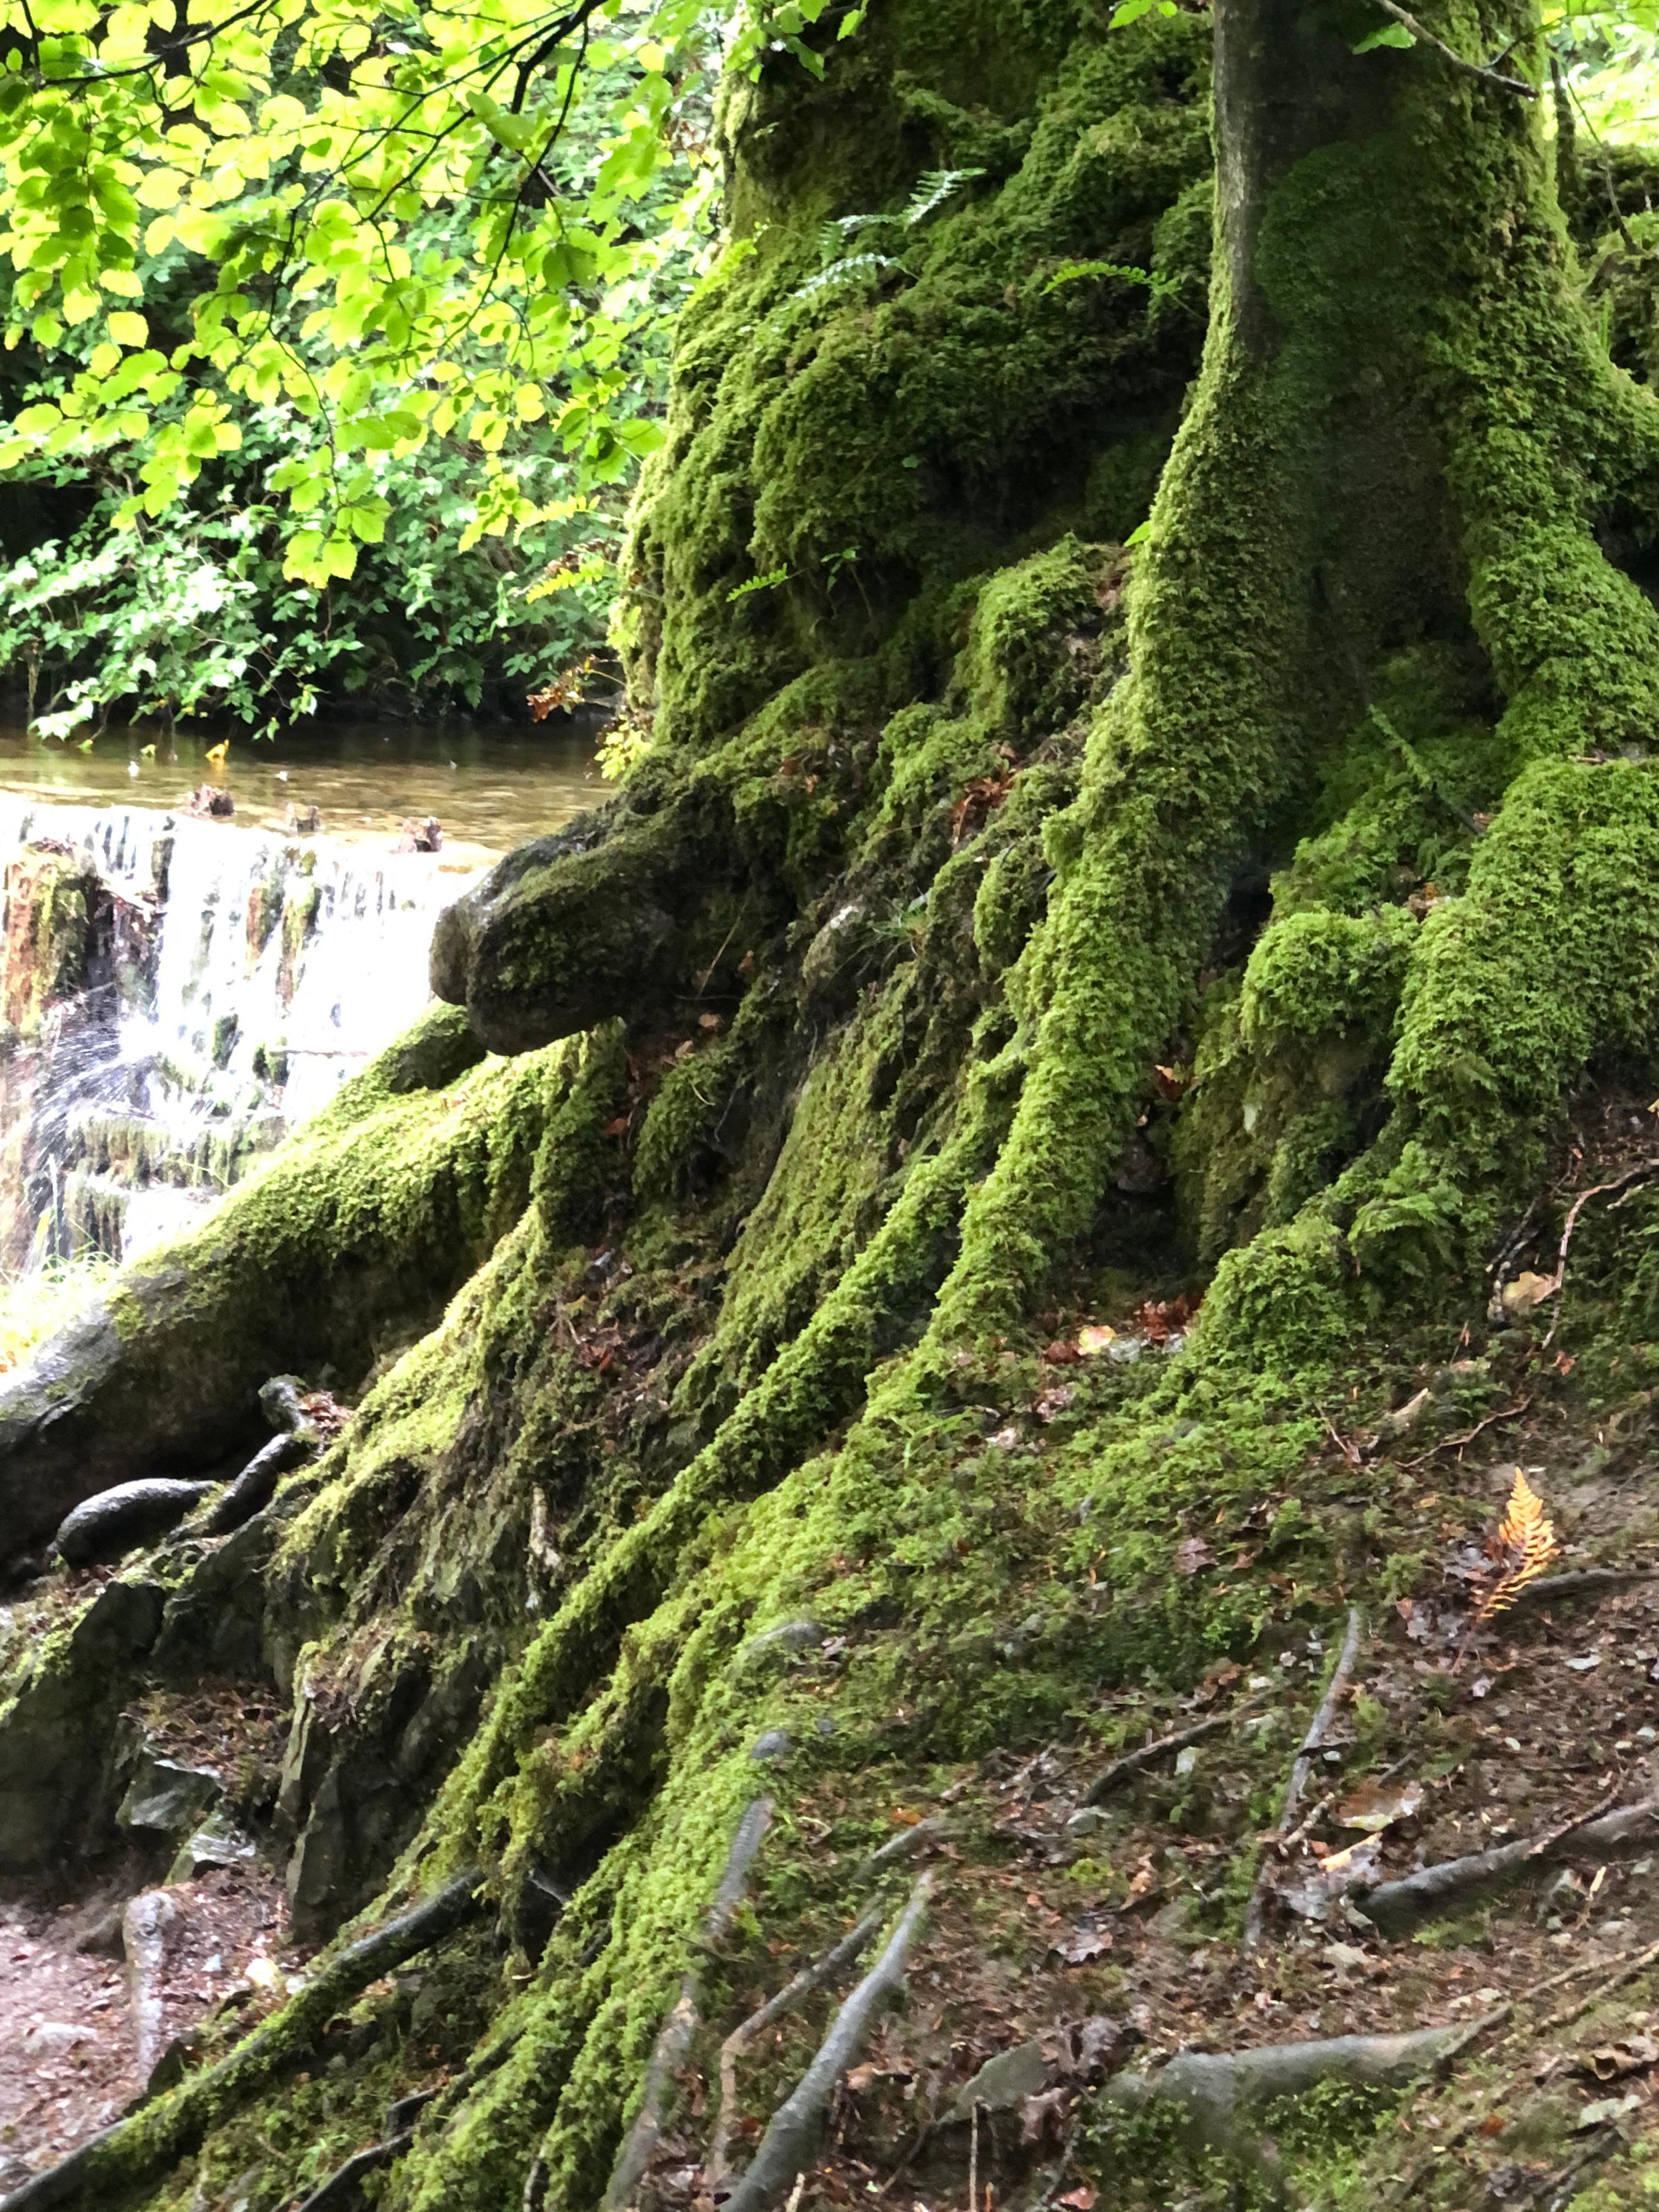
<box><xmin>0</xmin><ymin>1859</ymin><xmax>290</xmax><ymax>2196</ymax></box>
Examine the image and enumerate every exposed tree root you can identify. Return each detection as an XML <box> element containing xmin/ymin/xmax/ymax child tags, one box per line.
<box><xmin>1359</xmin><ymin>1790</ymin><xmax>1655</xmax><ymax>1934</ymax></box>
<box><xmin>600</xmin><ymin>1799</ymin><xmax>773</xmax><ymax>2212</ymax></box>
<box><xmin>719</xmin><ymin>1877</ymin><xmax>932</xmax><ymax>2212</ymax></box>
<box><xmin>0</xmin><ymin>1870</ymin><xmax>484</xmax><ymax>2212</ymax></box>
<box><xmin>706</xmin><ymin>1908</ymin><xmax>885</xmax><ymax>2193</ymax></box>
<box><xmin>1244</xmin><ymin>1606</ymin><xmax>1364</xmax><ymax>1946</ymax></box>
<box><xmin>1102</xmin><ymin>2025</ymin><xmax>1471</xmax><ymax>2171</ymax></box>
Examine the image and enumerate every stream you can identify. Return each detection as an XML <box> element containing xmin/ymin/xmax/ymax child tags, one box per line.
<box><xmin>0</xmin><ymin>718</ymin><xmax>600</xmax><ymax>1272</ymax></box>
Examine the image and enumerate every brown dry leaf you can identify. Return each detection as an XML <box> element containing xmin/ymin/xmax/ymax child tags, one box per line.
<box><xmin>1052</xmin><ymin>1927</ymin><xmax>1111</xmax><ymax>1967</ymax></box>
<box><xmin>1584</xmin><ymin>2038</ymin><xmax>1659</xmax><ymax>2081</ymax></box>
<box><xmin>1021</xmin><ymin>2088</ymin><xmax>1072</xmax><ymax>2150</ymax></box>
<box><xmin>1276</xmin><ymin>1835</ymin><xmax>1384</xmax><ymax>1924</ymax></box>
<box><xmin>1173</xmin><ymin>1537</ymin><xmax>1215</xmax><ymax>1576</ymax></box>
<box><xmin>1335</xmin><ymin>1778</ymin><xmax>1425</xmax><ymax>1833</ymax></box>
<box><xmin>1056</xmin><ymin>2191</ymin><xmax>1097</xmax><ymax>2210</ymax></box>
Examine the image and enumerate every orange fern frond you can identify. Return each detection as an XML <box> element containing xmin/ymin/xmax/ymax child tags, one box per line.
<box><xmin>1472</xmin><ymin>1469</ymin><xmax>1560</xmax><ymax>1623</ymax></box>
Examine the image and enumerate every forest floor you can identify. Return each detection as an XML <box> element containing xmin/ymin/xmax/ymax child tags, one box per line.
<box><xmin>15</xmin><ymin>1147</ymin><xmax>1659</xmax><ymax>2207</ymax></box>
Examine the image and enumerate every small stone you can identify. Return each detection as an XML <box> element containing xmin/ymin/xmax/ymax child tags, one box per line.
<box><xmin>749</xmin><ymin>1729</ymin><xmax>792</xmax><ymax>1764</ymax></box>
<box><xmin>948</xmin><ymin>2038</ymin><xmax>1047</xmax><ymax>2119</ymax></box>
<box><xmin>1066</xmin><ymin>1808</ymin><xmax>1104</xmax><ymax>1837</ymax></box>
<box><xmin>1175</xmin><ymin>1747</ymin><xmax>1198</xmax><ymax>1776</ymax></box>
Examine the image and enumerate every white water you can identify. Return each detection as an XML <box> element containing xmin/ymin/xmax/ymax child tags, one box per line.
<box><xmin>0</xmin><ymin>797</ymin><xmax>483</xmax><ymax>1265</ymax></box>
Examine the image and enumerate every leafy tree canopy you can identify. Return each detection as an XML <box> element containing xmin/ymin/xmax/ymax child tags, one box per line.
<box><xmin>0</xmin><ymin>0</ymin><xmax>828</xmax><ymax>604</ymax></box>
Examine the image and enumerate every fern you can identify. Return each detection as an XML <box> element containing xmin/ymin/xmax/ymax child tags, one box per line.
<box><xmin>902</xmin><ymin>166</ymin><xmax>985</xmax><ymax>226</ymax></box>
<box><xmin>1472</xmin><ymin>1469</ymin><xmax>1561</xmax><ymax>1623</ymax></box>
<box><xmin>790</xmin><ymin>252</ymin><xmax>896</xmax><ymax>301</ymax></box>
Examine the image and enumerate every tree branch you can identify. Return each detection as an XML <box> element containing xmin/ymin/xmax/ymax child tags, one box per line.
<box><xmin>1367</xmin><ymin>0</ymin><xmax>1537</xmax><ymax>98</ymax></box>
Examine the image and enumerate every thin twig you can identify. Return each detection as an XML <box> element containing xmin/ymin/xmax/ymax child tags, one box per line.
<box><xmin>1082</xmin><ymin>1707</ymin><xmax>1254</xmax><ymax>1805</ymax></box>
<box><xmin>1400</xmin><ymin>1399</ymin><xmax>1530</xmax><ymax>1471</ymax></box>
<box><xmin>1366</xmin><ymin>0</ymin><xmax>1536</xmax><ymax>97</ymax></box>
<box><xmin>1543</xmin><ymin>1160</ymin><xmax>1659</xmax><ymax>1346</ymax></box>
<box><xmin>1282</xmin><ymin>1607</ymin><xmax>1365</xmax><ymax>1832</ymax></box>
<box><xmin>968</xmin><ymin>2099</ymin><xmax>980</xmax><ymax>2212</ymax></box>
<box><xmin>1536</xmin><ymin>1935</ymin><xmax>1659</xmax><ymax>2035</ymax></box>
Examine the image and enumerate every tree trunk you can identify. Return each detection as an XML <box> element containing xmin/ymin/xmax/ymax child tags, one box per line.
<box><xmin>5</xmin><ymin>6</ymin><xmax>1659</xmax><ymax>2209</ymax></box>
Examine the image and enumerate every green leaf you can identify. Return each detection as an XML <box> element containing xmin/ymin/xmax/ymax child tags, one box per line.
<box><xmin>1354</xmin><ymin>21</ymin><xmax>1417</xmax><ymax>49</ymax></box>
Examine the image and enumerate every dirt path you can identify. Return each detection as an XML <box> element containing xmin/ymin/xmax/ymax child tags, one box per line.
<box><xmin>0</xmin><ymin>1861</ymin><xmax>289</xmax><ymax>2196</ymax></box>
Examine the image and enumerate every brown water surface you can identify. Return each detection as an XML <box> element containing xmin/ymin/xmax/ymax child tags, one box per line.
<box><xmin>0</xmin><ymin>716</ymin><xmax>602</xmax><ymax>871</ymax></box>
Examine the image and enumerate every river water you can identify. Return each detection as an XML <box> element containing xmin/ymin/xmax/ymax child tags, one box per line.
<box><xmin>0</xmin><ymin>718</ymin><xmax>601</xmax><ymax>1271</ymax></box>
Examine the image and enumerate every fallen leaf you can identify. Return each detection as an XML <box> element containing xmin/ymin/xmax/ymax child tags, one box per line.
<box><xmin>1576</xmin><ymin>2092</ymin><xmax>1641</xmax><ymax>2130</ymax></box>
<box><xmin>1173</xmin><ymin>1537</ymin><xmax>1215</xmax><ymax>1576</ymax></box>
<box><xmin>1335</xmin><ymin>1779</ymin><xmax>1425</xmax><ymax>1833</ymax></box>
<box><xmin>1055</xmin><ymin>2192</ymin><xmax>1097</xmax><ymax>2210</ymax></box>
<box><xmin>1585</xmin><ymin>2038</ymin><xmax>1659</xmax><ymax>2081</ymax></box>
<box><xmin>1052</xmin><ymin>1926</ymin><xmax>1111</xmax><ymax>1966</ymax></box>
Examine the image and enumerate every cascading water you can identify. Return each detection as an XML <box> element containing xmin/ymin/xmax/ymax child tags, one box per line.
<box><xmin>0</xmin><ymin>795</ymin><xmax>486</xmax><ymax>1269</ymax></box>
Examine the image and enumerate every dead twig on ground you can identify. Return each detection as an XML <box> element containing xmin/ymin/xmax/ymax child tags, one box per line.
<box><xmin>1535</xmin><ymin>1935</ymin><xmax>1659</xmax><ymax>2035</ymax></box>
<box><xmin>1400</xmin><ymin>1400</ymin><xmax>1530</xmax><ymax>1471</ymax></box>
<box><xmin>1083</xmin><ymin>1707</ymin><xmax>1252</xmax><ymax>1806</ymax></box>
<box><xmin>1544</xmin><ymin>1160</ymin><xmax>1659</xmax><ymax>1346</ymax></box>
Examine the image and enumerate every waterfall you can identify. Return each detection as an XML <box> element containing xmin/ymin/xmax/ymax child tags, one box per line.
<box><xmin>0</xmin><ymin>796</ymin><xmax>479</xmax><ymax>1269</ymax></box>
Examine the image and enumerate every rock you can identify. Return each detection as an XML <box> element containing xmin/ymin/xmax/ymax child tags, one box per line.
<box><xmin>949</xmin><ymin>2039</ymin><xmax>1047</xmax><ymax>2119</ymax></box>
<box><xmin>801</xmin><ymin>901</ymin><xmax>872</xmax><ymax>1005</ymax></box>
<box><xmin>185</xmin><ymin>784</ymin><xmax>234</xmax><ymax>818</ymax></box>
<box><xmin>285</xmin><ymin>804</ymin><xmax>321</xmax><ymax>835</ymax></box>
<box><xmin>396</xmin><ymin>816</ymin><xmax>443</xmax><ymax>853</ymax></box>
<box><xmin>72</xmin><ymin>1901</ymin><xmax>127</xmax><ymax>1957</ymax></box>
<box><xmin>21</xmin><ymin>2021</ymin><xmax>90</xmax><ymax>2056</ymax></box>
<box><xmin>54</xmin><ymin>1479</ymin><xmax>216</xmax><ymax>1567</ymax></box>
<box><xmin>118</xmin><ymin>1753</ymin><xmax>222</xmax><ymax>1836</ymax></box>
<box><xmin>170</xmin><ymin>1814</ymin><xmax>257</xmax><ymax>1881</ymax></box>
<box><xmin>748</xmin><ymin>1729</ymin><xmax>792</xmax><ymax>1764</ymax></box>
<box><xmin>737</xmin><ymin>1620</ymin><xmax>823</xmax><ymax>1668</ymax></box>
<box><xmin>1066</xmin><ymin>1807</ymin><xmax>1104</xmax><ymax>1837</ymax></box>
